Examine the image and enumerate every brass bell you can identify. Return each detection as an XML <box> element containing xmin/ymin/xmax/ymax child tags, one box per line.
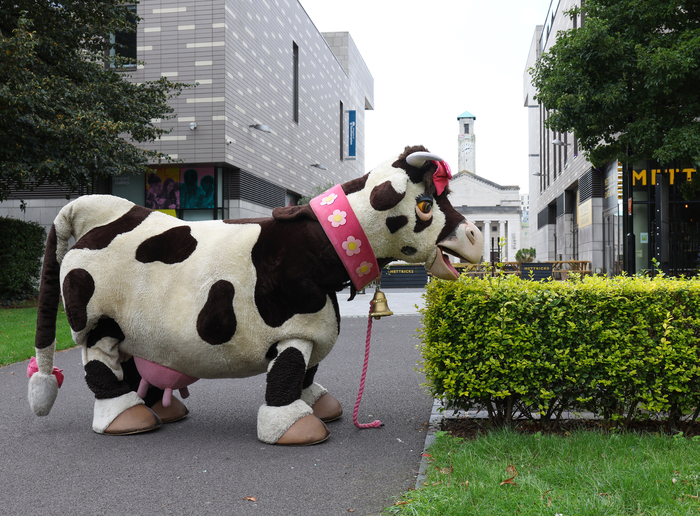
<box><xmin>369</xmin><ymin>286</ymin><xmax>393</xmax><ymax>319</ymax></box>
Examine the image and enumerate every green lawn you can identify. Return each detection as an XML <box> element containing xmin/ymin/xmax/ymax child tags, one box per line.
<box><xmin>0</xmin><ymin>305</ymin><xmax>75</xmax><ymax>366</ymax></box>
<box><xmin>384</xmin><ymin>429</ymin><xmax>700</xmax><ymax>515</ymax></box>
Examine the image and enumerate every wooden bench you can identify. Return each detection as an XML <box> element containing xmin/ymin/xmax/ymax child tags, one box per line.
<box><xmin>549</xmin><ymin>261</ymin><xmax>592</xmax><ymax>280</ymax></box>
<box><xmin>451</xmin><ymin>260</ymin><xmax>592</xmax><ymax>280</ymax></box>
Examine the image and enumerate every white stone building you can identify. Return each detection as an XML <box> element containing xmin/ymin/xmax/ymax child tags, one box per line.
<box><xmin>448</xmin><ymin>110</ymin><xmax>522</xmax><ymax>262</ymax></box>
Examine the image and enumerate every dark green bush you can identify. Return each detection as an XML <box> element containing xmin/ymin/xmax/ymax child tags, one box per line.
<box><xmin>420</xmin><ymin>273</ymin><xmax>700</xmax><ymax>429</ymax></box>
<box><xmin>0</xmin><ymin>217</ymin><xmax>47</xmax><ymax>304</ymax></box>
<box><xmin>514</xmin><ymin>247</ymin><xmax>536</xmax><ymax>262</ymax></box>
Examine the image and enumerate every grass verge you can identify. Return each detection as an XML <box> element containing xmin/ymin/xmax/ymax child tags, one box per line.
<box><xmin>0</xmin><ymin>305</ymin><xmax>75</xmax><ymax>366</ymax></box>
<box><xmin>383</xmin><ymin>428</ymin><xmax>700</xmax><ymax>515</ymax></box>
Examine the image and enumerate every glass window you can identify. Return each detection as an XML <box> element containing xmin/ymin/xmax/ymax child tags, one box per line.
<box><xmin>109</xmin><ymin>5</ymin><xmax>137</xmax><ymax>68</ymax></box>
<box><xmin>293</xmin><ymin>42</ymin><xmax>299</xmax><ymax>123</ymax></box>
<box><xmin>339</xmin><ymin>101</ymin><xmax>344</xmax><ymax>160</ymax></box>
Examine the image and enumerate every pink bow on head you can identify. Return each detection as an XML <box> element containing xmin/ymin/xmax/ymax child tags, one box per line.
<box><xmin>432</xmin><ymin>160</ymin><xmax>452</xmax><ymax>196</ymax></box>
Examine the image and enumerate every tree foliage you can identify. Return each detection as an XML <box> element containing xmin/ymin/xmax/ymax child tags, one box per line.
<box><xmin>530</xmin><ymin>0</ymin><xmax>700</xmax><ymax>167</ymax></box>
<box><xmin>0</xmin><ymin>0</ymin><xmax>192</xmax><ymax>201</ymax></box>
<box><xmin>0</xmin><ymin>216</ymin><xmax>46</xmax><ymax>303</ymax></box>
<box><xmin>515</xmin><ymin>247</ymin><xmax>536</xmax><ymax>263</ymax></box>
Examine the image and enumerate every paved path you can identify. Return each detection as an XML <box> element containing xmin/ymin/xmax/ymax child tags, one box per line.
<box><xmin>0</xmin><ymin>290</ymin><xmax>429</xmax><ymax>516</ymax></box>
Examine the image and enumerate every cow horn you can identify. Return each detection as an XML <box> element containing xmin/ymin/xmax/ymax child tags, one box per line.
<box><xmin>406</xmin><ymin>151</ymin><xmax>443</xmax><ymax>168</ymax></box>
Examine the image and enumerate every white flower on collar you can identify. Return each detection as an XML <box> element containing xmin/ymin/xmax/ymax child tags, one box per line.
<box><xmin>328</xmin><ymin>209</ymin><xmax>347</xmax><ymax>228</ymax></box>
<box><xmin>342</xmin><ymin>236</ymin><xmax>362</xmax><ymax>256</ymax></box>
<box><xmin>320</xmin><ymin>193</ymin><xmax>338</xmax><ymax>205</ymax></box>
<box><xmin>356</xmin><ymin>261</ymin><xmax>373</xmax><ymax>277</ymax></box>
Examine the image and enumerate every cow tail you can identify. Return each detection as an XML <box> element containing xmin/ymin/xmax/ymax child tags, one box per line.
<box><xmin>28</xmin><ymin>203</ymin><xmax>75</xmax><ymax>417</ymax></box>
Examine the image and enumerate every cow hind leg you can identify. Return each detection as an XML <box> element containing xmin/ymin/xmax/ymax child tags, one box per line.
<box><xmin>300</xmin><ymin>364</ymin><xmax>343</xmax><ymax>423</ymax></box>
<box><xmin>83</xmin><ymin>319</ymin><xmax>162</xmax><ymax>435</ymax></box>
<box><xmin>258</xmin><ymin>339</ymin><xmax>330</xmax><ymax>445</ymax></box>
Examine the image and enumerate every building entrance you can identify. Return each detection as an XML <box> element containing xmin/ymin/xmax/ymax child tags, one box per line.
<box><xmin>631</xmin><ymin>162</ymin><xmax>699</xmax><ymax>276</ymax></box>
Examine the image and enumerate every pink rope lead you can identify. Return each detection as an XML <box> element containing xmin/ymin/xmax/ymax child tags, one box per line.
<box><xmin>353</xmin><ymin>300</ymin><xmax>383</xmax><ymax>429</ymax></box>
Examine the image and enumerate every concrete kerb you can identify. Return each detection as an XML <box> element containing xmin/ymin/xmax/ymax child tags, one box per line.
<box><xmin>416</xmin><ymin>398</ymin><xmax>446</xmax><ymax>488</ymax></box>
<box><xmin>415</xmin><ymin>400</ymin><xmax>475</xmax><ymax>489</ymax></box>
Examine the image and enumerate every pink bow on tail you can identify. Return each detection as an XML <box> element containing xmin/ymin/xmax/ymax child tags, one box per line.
<box><xmin>27</xmin><ymin>357</ymin><xmax>64</xmax><ymax>388</ymax></box>
<box><xmin>432</xmin><ymin>160</ymin><xmax>452</xmax><ymax>196</ymax></box>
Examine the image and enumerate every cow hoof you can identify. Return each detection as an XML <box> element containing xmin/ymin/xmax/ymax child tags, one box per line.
<box><xmin>150</xmin><ymin>397</ymin><xmax>189</xmax><ymax>424</ymax></box>
<box><xmin>275</xmin><ymin>415</ymin><xmax>330</xmax><ymax>446</ymax></box>
<box><xmin>104</xmin><ymin>405</ymin><xmax>162</xmax><ymax>435</ymax></box>
<box><xmin>312</xmin><ymin>393</ymin><xmax>343</xmax><ymax>422</ymax></box>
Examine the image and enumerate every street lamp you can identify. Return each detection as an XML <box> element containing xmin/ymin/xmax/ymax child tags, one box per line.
<box><xmin>249</xmin><ymin>123</ymin><xmax>271</xmax><ymax>133</ymax></box>
<box><xmin>552</xmin><ymin>138</ymin><xmax>570</xmax><ymax>147</ymax></box>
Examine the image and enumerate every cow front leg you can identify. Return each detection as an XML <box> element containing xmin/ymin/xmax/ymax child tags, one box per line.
<box><xmin>257</xmin><ymin>339</ymin><xmax>330</xmax><ymax>445</ymax></box>
<box><xmin>300</xmin><ymin>365</ymin><xmax>343</xmax><ymax>423</ymax></box>
<box><xmin>83</xmin><ymin>320</ymin><xmax>162</xmax><ymax>435</ymax></box>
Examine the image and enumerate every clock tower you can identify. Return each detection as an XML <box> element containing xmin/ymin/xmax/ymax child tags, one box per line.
<box><xmin>457</xmin><ymin>110</ymin><xmax>476</xmax><ymax>174</ymax></box>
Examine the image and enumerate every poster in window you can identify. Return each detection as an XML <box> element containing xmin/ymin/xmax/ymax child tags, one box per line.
<box><xmin>180</xmin><ymin>167</ymin><xmax>215</xmax><ymax>209</ymax></box>
<box><xmin>146</xmin><ymin>167</ymin><xmax>180</xmax><ymax>210</ymax></box>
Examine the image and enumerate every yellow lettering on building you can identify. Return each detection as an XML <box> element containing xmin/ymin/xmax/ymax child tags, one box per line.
<box><xmin>632</xmin><ymin>169</ymin><xmax>646</xmax><ymax>186</ymax></box>
<box><xmin>632</xmin><ymin>168</ymin><xmax>696</xmax><ymax>186</ymax></box>
<box><xmin>578</xmin><ymin>198</ymin><xmax>592</xmax><ymax>228</ymax></box>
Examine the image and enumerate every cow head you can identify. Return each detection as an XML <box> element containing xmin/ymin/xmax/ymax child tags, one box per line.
<box><xmin>345</xmin><ymin>145</ymin><xmax>483</xmax><ymax>280</ymax></box>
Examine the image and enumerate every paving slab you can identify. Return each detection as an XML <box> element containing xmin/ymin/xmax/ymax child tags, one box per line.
<box><xmin>338</xmin><ymin>287</ymin><xmax>426</xmax><ymax>318</ymax></box>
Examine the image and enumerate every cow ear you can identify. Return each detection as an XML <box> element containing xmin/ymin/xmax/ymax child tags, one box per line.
<box><xmin>272</xmin><ymin>204</ymin><xmax>317</xmax><ymax>222</ymax></box>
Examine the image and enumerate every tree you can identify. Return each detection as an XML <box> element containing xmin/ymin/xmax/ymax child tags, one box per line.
<box><xmin>530</xmin><ymin>0</ymin><xmax>700</xmax><ymax>167</ymax></box>
<box><xmin>515</xmin><ymin>247</ymin><xmax>536</xmax><ymax>263</ymax></box>
<box><xmin>0</xmin><ymin>0</ymin><xmax>191</xmax><ymax>201</ymax></box>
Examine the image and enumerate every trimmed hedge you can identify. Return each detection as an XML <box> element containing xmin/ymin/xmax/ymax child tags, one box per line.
<box><xmin>420</xmin><ymin>273</ymin><xmax>700</xmax><ymax>429</ymax></box>
<box><xmin>0</xmin><ymin>217</ymin><xmax>46</xmax><ymax>304</ymax></box>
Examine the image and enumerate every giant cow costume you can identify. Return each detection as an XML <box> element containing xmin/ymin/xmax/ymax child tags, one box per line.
<box><xmin>28</xmin><ymin>146</ymin><xmax>483</xmax><ymax>445</ymax></box>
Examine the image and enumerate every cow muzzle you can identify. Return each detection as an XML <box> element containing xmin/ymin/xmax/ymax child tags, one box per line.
<box><xmin>425</xmin><ymin>219</ymin><xmax>483</xmax><ymax>280</ymax></box>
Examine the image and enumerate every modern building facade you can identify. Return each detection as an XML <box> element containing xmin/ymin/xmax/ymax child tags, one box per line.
<box><xmin>524</xmin><ymin>0</ymin><xmax>699</xmax><ymax>276</ymax></box>
<box><xmin>524</xmin><ymin>0</ymin><xmax>598</xmax><ymax>268</ymax></box>
<box><xmin>1</xmin><ymin>0</ymin><xmax>374</xmax><ymax>232</ymax></box>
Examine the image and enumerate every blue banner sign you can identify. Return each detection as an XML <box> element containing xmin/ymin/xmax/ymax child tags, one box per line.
<box><xmin>348</xmin><ymin>110</ymin><xmax>356</xmax><ymax>160</ymax></box>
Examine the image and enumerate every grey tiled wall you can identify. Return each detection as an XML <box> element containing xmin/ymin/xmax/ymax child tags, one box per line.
<box><xmin>131</xmin><ymin>0</ymin><xmax>374</xmax><ymax>197</ymax></box>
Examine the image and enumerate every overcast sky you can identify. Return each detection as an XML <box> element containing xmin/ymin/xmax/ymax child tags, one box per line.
<box><xmin>298</xmin><ymin>0</ymin><xmax>554</xmax><ymax>194</ymax></box>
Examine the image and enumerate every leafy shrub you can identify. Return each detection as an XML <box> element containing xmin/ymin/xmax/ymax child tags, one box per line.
<box><xmin>0</xmin><ymin>217</ymin><xmax>46</xmax><ymax>304</ymax></box>
<box><xmin>420</xmin><ymin>273</ymin><xmax>700</xmax><ymax>429</ymax></box>
<box><xmin>514</xmin><ymin>247</ymin><xmax>536</xmax><ymax>262</ymax></box>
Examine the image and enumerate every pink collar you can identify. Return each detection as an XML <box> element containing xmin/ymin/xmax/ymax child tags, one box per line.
<box><xmin>310</xmin><ymin>185</ymin><xmax>380</xmax><ymax>290</ymax></box>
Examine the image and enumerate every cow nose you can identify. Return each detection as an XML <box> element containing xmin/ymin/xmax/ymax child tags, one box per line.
<box><xmin>465</xmin><ymin>225</ymin><xmax>477</xmax><ymax>245</ymax></box>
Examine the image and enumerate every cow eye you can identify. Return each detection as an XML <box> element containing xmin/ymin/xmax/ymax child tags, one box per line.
<box><xmin>417</xmin><ymin>200</ymin><xmax>432</xmax><ymax>213</ymax></box>
<box><xmin>415</xmin><ymin>196</ymin><xmax>433</xmax><ymax>221</ymax></box>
